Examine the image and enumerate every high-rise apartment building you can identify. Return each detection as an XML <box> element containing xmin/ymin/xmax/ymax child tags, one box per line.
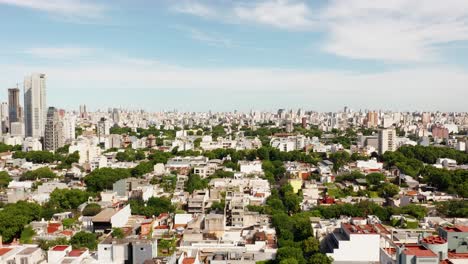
<box><xmin>367</xmin><ymin>111</ymin><xmax>379</xmax><ymax>128</ymax></box>
<box><xmin>24</xmin><ymin>73</ymin><xmax>47</xmax><ymax>138</ymax></box>
<box><xmin>8</xmin><ymin>88</ymin><xmax>22</xmax><ymax>123</ymax></box>
<box><xmin>44</xmin><ymin>107</ymin><xmax>64</xmax><ymax>151</ymax></box>
<box><xmin>378</xmin><ymin>128</ymin><xmax>396</xmax><ymax>155</ymax></box>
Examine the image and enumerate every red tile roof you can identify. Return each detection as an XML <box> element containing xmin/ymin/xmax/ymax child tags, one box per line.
<box><xmin>448</xmin><ymin>251</ymin><xmax>468</xmax><ymax>259</ymax></box>
<box><xmin>342</xmin><ymin>223</ymin><xmax>380</xmax><ymax>234</ymax></box>
<box><xmin>61</xmin><ymin>230</ymin><xmax>73</xmax><ymax>236</ymax></box>
<box><xmin>182</xmin><ymin>257</ymin><xmax>195</xmax><ymax>264</ymax></box>
<box><xmin>443</xmin><ymin>226</ymin><xmax>468</xmax><ymax>232</ymax></box>
<box><xmin>422</xmin><ymin>236</ymin><xmax>446</xmax><ymax>245</ymax></box>
<box><xmin>52</xmin><ymin>245</ymin><xmax>69</xmax><ymax>251</ymax></box>
<box><xmin>68</xmin><ymin>249</ymin><xmax>85</xmax><ymax>257</ymax></box>
<box><xmin>47</xmin><ymin>223</ymin><xmax>62</xmax><ymax>234</ymax></box>
<box><xmin>403</xmin><ymin>245</ymin><xmax>437</xmax><ymax>257</ymax></box>
<box><xmin>0</xmin><ymin>248</ymin><xmax>12</xmax><ymax>256</ymax></box>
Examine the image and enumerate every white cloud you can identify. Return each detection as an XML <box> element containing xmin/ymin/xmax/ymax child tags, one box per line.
<box><xmin>173</xmin><ymin>25</ymin><xmax>235</xmax><ymax>48</ymax></box>
<box><xmin>2</xmin><ymin>55</ymin><xmax>467</xmax><ymax>111</ymax></box>
<box><xmin>172</xmin><ymin>1</ymin><xmax>217</xmax><ymax>19</ymax></box>
<box><xmin>321</xmin><ymin>0</ymin><xmax>468</xmax><ymax>62</ymax></box>
<box><xmin>23</xmin><ymin>47</ymin><xmax>95</xmax><ymax>59</ymax></box>
<box><xmin>172</xmin><ymin>0</ymin><xmax>468</xmax><ymax>62</ymax></box>
<box><xmin>0</xmin><ymin>0</ymin><xmax>106</xmax><ymax>19</ymax></box>
<box><xmin>234</xmin><ymin>0</ymin><xmax>315</xmax><ymax>30</ymax></box>
<box><xmin>173</xmin><ymin>0</ymin><xmax>315</xmax><ymax>30</ymax></box>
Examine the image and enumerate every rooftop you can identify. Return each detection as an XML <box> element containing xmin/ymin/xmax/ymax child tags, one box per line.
<box><xmin>443</xmin><ymin>226</ymin><xmax>468</xmax><ymax>233</ymax></box>
<box><xmin>0</xmin><ymin>248</ymin><xmax>13</xmax><ymax>256</ymax></box>
<box><xmin>92</xmin><ymin>208</ymin><xmax>117</xmax><ymax>222</ymax></box>
<box><xmin>342</xmin><ymin>223</ymin><xmax>380</xmax><ymax>235</ymax></box>
<box><xmin>422</xmin><ymin>236</ymin><xmax>446</xmax><ymax>245</ymax></box>
<box><xmin>68</xmin><ymin>249</ymin><xmax>86</xmax><ymax>257</ymax></box>
<box><xmin>18</xmin><ymin>247</ymin><xmax>40</xmax><ymax>255</ymax></box>
<box><xmin>182</xmin><ymin>257</ymin><xmax>196</xmax><ymax>264</ymax></box>
<box><xmin>52</xmin><ymin>245</ymin><xmax>70</xmax><ymax>251</ymax></box>
<box><xmin>403</xmin><ymin>244</ymin><xmax>437</xmax><ymax>257</ymax></box>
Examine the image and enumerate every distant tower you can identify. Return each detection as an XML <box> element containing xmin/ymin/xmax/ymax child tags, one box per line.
<box><xmin>112</xmin><ymin>108</ymin><xmax>120</xmax><ymax>124</ymax></box>
<box><xmin>8</xmin><ymin>87</ymin><xmax>22</xmax><ymax>124</ymax></box>
<box><xmin>378</xmin><ymin>128</ymin><xmax>396</xmax><ymax>155</ymax></box>
<box><xmin>79</xmin><ymin>104</ymin><xmax>87</xmax><ymax>118</ymax></box>
<box><xmin>44</xmin><ymin>107</ymin><xmax>64</xmax><ymax>151</ymax></box>
<box><xmin>24</xmin><ymin>73</ymin><xmax>47</xmax><ymax>138</ymax></box>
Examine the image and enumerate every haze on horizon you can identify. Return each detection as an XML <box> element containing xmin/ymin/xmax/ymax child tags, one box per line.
<box><xmin>1</xmin><ymin>0</ymin><xmax>467</xmax><ymax>112</ymax></box>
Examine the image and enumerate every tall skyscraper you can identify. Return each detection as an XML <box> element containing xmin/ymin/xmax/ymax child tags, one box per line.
<box><xmin>24</xmin><ymin>73</ymin><xmax>47</xmax><ymax>138</ymax></box>
<box><xmin>44</xmin><ymin>107</ymin><xmax>64</xmax><ymax>151</ymax></box>
<box><xmin>367</xmin><ymin>111</ymin><xmax>379</xmax><ymax>128</ymax></box>
<box><xmin>378</xmin><ymin>128</ymin><xmax>396</xmax><ymax>155</ymax></box>
<box><xmin>8</xmin><ymin>88</ymin><xmax>21</xmax><ymax>124</ymax></box>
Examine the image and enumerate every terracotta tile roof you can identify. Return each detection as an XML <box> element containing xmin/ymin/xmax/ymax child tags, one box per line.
<box><xmin>443</xmin><ymin>226</ymin><xmax>468</xmax><ymax>232</ymax></box>
<box><xmin>47</xmin><ymin>223</ymin><xmax>62</xmax><ymax>234</ymax></box>
<box><xmin>0</xmin><ymin>248</ymin><xmax>12</xmax><ymax>256</ymax></box>
<box><xmin>68</xmin><ymin>249</ymin><xmax>85</xmax><ymax>257</ymax></box>
<box><xmin>403</xmin><ymin>245</ymin><xmax>437</xmax><ymax>257</ymax></box>
<box><xmin>183</xmin><ymin>257</ymin><xmax>195</xmax><ymax>264</ymax></box>
<box><xmin>52</xmin><ymin>245</ymin><xmax>69</xmax><ymax>251</ymax></box>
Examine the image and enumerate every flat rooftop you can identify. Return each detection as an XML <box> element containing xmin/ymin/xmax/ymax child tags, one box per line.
<box><xmin>92</xmin><ymin>208</ymin><xmax>117</xmax><ymax>222</ymax></box>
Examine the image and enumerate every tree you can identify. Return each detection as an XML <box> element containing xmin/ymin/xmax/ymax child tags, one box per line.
<box><xmin>436</xmin><ymin>200</ymin><xmax>468</xmax><ymax>217</ymax></box>
<box><xmin>111</xmin><ymin>228</ymin><xmax>125</xmax><ymax>239</ymax></box>
<box><xmin>378</xmin><ymin>183</ymin><xmax>400</xmax><ymax>198</ymax></box>
<box><xmin>210</xmin><ymin>200</ymin><xmax>225</xmax><ymax>213</ymax></box>
<box><xmin>131</xmin><ymin>161</ymin><xmax>154</xmax><ymax>177</ymax></box>
<box><xmin>185</xmin><ymin>174</ymin><xmax>208</xmax><ymax>193</ymax></box>
<box><xmin>70</xmin><ymin>231</ymin><xmax>98</xmax><ymax>250</ymax></box>
<box><xmin>20</xmin><ymin>225</ymin><xmax>35</xmax><ymax>244</ymax></box>
<box><xmin>0</xmin><ymin>201</ymin><xmax>42</xmax><ymax>242</ymax></box>
<box><xmin>194</xmin><ymin>138</ymin><xmax>202</xmax><ymax>148</ymax></box>
<box><xmin>309</xmin><ymin>253</ymin><xmax>333</xmax><ymax>264</ymax></box>
<box><xmin>276</xmin><ymin>247</ymin><xmax>306</xmax><ymax>264</ymax></box>
<box><xmin>302</xmin><ymin>236</ymin><xmax>320</xmax><ymax>256</ymax></box>
<box><xmin>20</xmin><ymin>167</ymin><xmax>57</xmax><ymax>181</ymax></box>
<box><xmin>130</xmin><ymin>197</ymin><xmax>175</xmax><ymax>217</ymax></box>
<box><xmin>0</xmin><ymin>171</ymin><xmax>12</xmax><ymax>188</ymax></box>
<box><xmin>49</xmin><ymin>189</ymin><xmax>91</xmax><ymax>210</ymax></box>
<box><xmin>62</xmin><ymin>218</ymin><xmax>76</xmax><ymax>229</ymax></box>
<box><xmin>366</xmin><ymin>173</ymin><xmax>385</xmax><ymax>185</ymax></box>
<box><xmin>82</xmin><ymin>203</ymin><xmax>102</xmax><ymax>216</ymax></box>
<box><xmin>329</xmin><ymin>151</ymin><xmax>350</xmax><ymax>172</ymax></box>
<box><xmin>84</xmin><ymin>168</ymin><xmax>131</xmax><ymax>192</ymax></box>
<box><xmin>158</xmin><ymin>238</ymin><xmax>176</xmax><ymax>255</ymax></box>
<box><xmin>280</xmin><ymin>259</ymin><xmax>299</xmax><ymax>264</ymax></box>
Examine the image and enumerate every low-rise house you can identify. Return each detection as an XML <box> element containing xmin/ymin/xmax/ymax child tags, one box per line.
<box><xmin>92</xmin><ymin>204</ymin><xmax>131</xmax><ymax>233</ymax></box>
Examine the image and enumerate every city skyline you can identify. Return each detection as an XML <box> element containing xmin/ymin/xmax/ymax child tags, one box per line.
<box><xmin>1</xmin><ymin>0</ymin><xmax>468</xmax><ymax>111</ymax></box>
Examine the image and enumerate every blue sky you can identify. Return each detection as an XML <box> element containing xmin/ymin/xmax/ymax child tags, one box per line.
<box><xmin>0</xmin><ymin>0</ymin><xmax>468</xmax><ymax>112</ymax></box>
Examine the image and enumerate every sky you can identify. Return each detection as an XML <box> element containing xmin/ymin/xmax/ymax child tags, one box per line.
<box><xmin>0</xmin><ymin>0</ymin><xmax>468</xmax><ymax>112</ymax></box>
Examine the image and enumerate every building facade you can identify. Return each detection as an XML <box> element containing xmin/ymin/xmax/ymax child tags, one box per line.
<box><xmin>44</xmin><ymin>107</ymin><xmax>64</xmax><ymax>151</ymax></box>
<box><xmin>24</xmin><ymin>73</ymin><xmax>47</xmax><ymax>138</ymax></box>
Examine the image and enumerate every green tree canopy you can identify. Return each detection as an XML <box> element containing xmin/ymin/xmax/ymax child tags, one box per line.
<box><xmin>84</xmin><ymin>167</ymin><xmax>131</xmax><ymax>192</ymax></box>
<box><xmin>20</xmin><ymin>167</ymin><xmax>57</xmax><ymax>181</ymax></box>
<box><xmin>82</xmin><ymin>203</ymin><xmax>102</xmax><ymax>216</ymax></box>
<box><xmin>70</xmin><ymin>231</ymin><xmax>98</xmax><ymax>250</ymax></box>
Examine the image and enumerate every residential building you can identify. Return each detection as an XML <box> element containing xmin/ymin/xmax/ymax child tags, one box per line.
<box><xmin>24</xmin><ymin>73</ymin><xmax>47</xmax><ymax>138</ymax></box>
<box><xmin>44</xmin><ymin>107</ymin><xmax>64</xmax><ymax>151</ymax></box>
<box><xmin>8</xmin><ymin>87</ymin><xmax>22</xmax><ymax>125</ymax></box>
<box><xmin>378</xmin><ymin>128</ymin><xmax>396</xmax><ymax>155</ymax></box>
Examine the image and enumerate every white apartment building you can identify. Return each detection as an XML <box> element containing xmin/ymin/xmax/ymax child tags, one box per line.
<box><xmin>270</xmin><ymin>135</ymin><xmax>306</xmax><ymax>152</ymax></box>
<box><xmin>378</xmin><ymin>128</ymin><xmax>396</xmax><ymax>155</ymax></box>
<box><xmin>24</xmin><ymin>73</ymin><xmax>47</xmax><ymax>138</ymax></box>
<box><xmin>325</xmin><ymin>221</ymin><xmax>383</xmax><ymax>263</ymax></box>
